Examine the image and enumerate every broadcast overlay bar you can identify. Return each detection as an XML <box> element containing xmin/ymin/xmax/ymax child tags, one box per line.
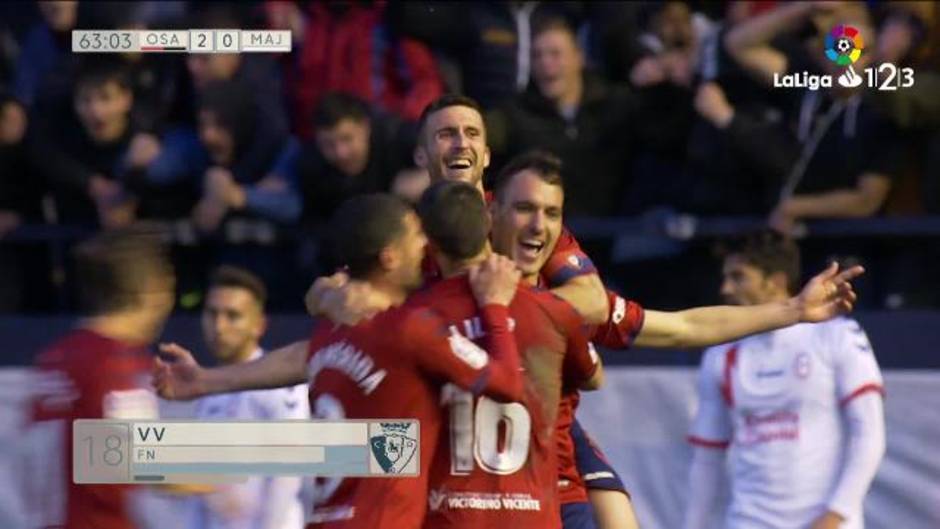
<box><xmin>73</xmin><ymin>419</ymin><xmax>419</xmax><ymax>484</ymax></box>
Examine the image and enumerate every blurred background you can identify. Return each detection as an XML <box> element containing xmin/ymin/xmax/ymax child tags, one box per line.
<box><xmin>1</xmin><ymin>1</ymin><xmax>938</xmax><ymax>528</ymax></box>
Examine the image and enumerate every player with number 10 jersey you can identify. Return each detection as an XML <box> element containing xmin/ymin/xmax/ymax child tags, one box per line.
<box><xmin>416</xmin><ymin>275</ymin><xmax>598</xmax><ymax>529</ymax></box>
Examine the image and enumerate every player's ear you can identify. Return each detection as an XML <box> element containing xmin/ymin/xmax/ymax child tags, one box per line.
<box><xmin>482</xmin><ymin>146</ymin><xmax>490</xmax><ymax>169</ymax></box>
<box><xmin>414</xmin><ymin>145</ymin><xmax>428</xmax><ymax>169</ymax></box>
<box><xmin>255</xmin><ymin>314</ymin><xmax>267</xmax><ymax>341</ymax></box>
<box><xmin>377</xmin><ymin>245</ymin><xmax>399</xmax><ymax>273</ymax></box>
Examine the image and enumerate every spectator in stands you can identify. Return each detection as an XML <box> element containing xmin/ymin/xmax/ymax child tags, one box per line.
<box><xmin>391</xmin><ymin>2</ymin><xmax>588</xmax><ymax>110</ymax></box>
<box><xmin>190</xmin><ymin>80</ymin><xmax>301</xmax><ymax>234</ymax></box>
<box><xmin>30</xmin><ymin>60</ymin><xmax>139</xmax><ymax>228</ymax></box>
<box><xmin>618</xmin><ymin>2</ymin><xmax>716</xmax><ymax>214</ymax></box>
<box><xmin>723</xmin><ymin>3</ymin><xmax>907</xmax><ymax>234</ymax></box>
<box><xmin>266</xmin><ymin>1</ymin><xmax>444</xmax><ymax>139</ymax></box>
<box><xmin>0</xmin><ymin>94</ymin><xmax>50</xmax><ymax>313</ymax></box>
<box><xmin>487</xmin><ymin>17</ymin><xmax>638</xmax><ymax>216</ymax></box>
<box><xmin>274</xmin><ymin>92</ymin><xmax>416</xmax><ymax>224</ymax></box>
<box><xmin>95</xmin><ymin>5</ymin><xmax>186</xmax><ymax>133</ymax></box>
<box><xmin>13</xmin><ymin>0</ymin><xmax>78</xmax><ymax>108</ymax></box>
<box><xmin>130</xmin><ymin>5</ymin><xmax>290</xmax><ymax>200</ymax></box>
<box><xmin>0</xmin><ymin>95</ymin><xmax>38</xmax><ymax>236</ymax></box>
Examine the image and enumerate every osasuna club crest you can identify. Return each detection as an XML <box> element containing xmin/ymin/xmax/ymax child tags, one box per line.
<box><xmin>369</xmin><ymin>422</ymin><xmax>418</xmax><ymax>474</ymax></box>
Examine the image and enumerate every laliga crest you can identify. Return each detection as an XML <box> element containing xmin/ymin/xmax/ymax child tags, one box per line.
<box><xmin>773</xmin><ymin>25</ymin><xmax>914</xmax><ymax>92</ymax></box>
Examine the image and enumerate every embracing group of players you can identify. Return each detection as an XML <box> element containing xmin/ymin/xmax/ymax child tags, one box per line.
<box><xmin>155</xmin><ymin>95</ymin><xmax>864</xmax><ymax>529</ymax></box>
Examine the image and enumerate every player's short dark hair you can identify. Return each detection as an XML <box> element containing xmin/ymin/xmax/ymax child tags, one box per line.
<box><xmin>74</xmin><ymin>59</ymin><xmax>131</xmax><ymax>93</ymax></box>
<box><xmin>314</xmin><ymin>92</ymin><xmax>370</xmax><ymax>130</ymax></box>
<box><xmin>417</xmin><ymin>94</ymin><xmax>484</xmax><ymax>140</ymax></box>
<box><xmin>329</xmin><ymin>193</ymin><xmax>413</xmax><ymax>280</ymax></box>
<box><xmin>721</xmin><ymin>230</ymin><xmax>802</xmax><ymax>294</ymax></box>
<box><xmin>492</xmin><ymin>150</ymin><xmax>564</xmax><ymax>204</ymax></box>
<box><xmin>532</xmin><ymin>15</ymin><xmax>577</xmax><ymax>41</ymax></box>
<box><xmin>208</xmin><ymin>265</ymin><xmax>267</xmax><ymax>308</ymax></box>
<box><xmin>417</xmin><ymin>181</ymin><xmax>488</xmax><ymax>262</ymax></box>
<box><xmin>73</xmin><ymin>225</ymin><xmax>173</xmax><ymax>315</ymax></box>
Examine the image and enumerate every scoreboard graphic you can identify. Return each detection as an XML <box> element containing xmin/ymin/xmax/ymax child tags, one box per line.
<box><xmin>72</xmin><ymin>30</ymin><xmax>291</xmax><ymax>53</ymax></box>
<box><xmin>73</xmin><ymin>420</ymin><xmax>419</xmax><ymax>484</ymax></box>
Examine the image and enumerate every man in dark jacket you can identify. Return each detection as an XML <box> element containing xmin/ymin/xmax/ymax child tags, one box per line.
<box><xmin>30</xmin><ymin>60</ymin><xmax>138</xmax><ymax>228</ymax></box>
<box><xmin>487</xmin><ymin>17</ymin><xmax>638</xmax><ymax>216</ymax></box>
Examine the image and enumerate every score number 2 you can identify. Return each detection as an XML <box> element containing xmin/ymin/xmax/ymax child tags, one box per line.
<box><xmin>445</xmin><ymin>385</ymin><xmax>531</xmax><ymax>475</ymax></box>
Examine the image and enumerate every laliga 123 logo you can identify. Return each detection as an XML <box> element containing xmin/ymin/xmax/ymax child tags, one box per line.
<box><xmin>774</xmin><ymin>24</ymin><xmax>914</xmax><ymax>91</ymax></box>
<box><xmin>827</xmin><ymin>24</ymin><xmax>864</xmax><ymax>88</ymax></box>
<box><xmin>369</xmin><ymin>421</ymin><xmax>418</xmax><ymax>475</ymax></box>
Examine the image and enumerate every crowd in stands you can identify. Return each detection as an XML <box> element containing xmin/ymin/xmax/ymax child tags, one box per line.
<box><xmin>1</xmin><ymin>0</ymin><xmax>939</xmax><ymax>312</ymax></box>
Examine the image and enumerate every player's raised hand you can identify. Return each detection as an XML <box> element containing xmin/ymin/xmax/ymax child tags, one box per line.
<box><xmin>153</xmin><ymin>342</ymin><xmax>207</xmax><ymax>400</ymax></box>
<box><xmin>796</xmin><ymin>261</ymin><xmax>864</xmax><ymax>322</ymax></box>
<box><xmin>469</xmin><ymin>254</ymin><xmax>521</xmax><ymax>307</ymax></box>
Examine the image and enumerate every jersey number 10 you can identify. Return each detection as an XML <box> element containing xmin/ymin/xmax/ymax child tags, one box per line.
<box><xmin>444</xmin><ymin>385</ymin><xmax>531</xmax><ymax>475</ymax></box>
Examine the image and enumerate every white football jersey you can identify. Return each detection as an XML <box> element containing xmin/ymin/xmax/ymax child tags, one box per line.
<box><xmin>185</xmin><ymin>349</ymin><xmax>311</xmax><ymax>529</ymax></box>
<box><xmin>689</xmin><ymin>318</ymin><xmax>883</xmax><ymax>529</ymax></box>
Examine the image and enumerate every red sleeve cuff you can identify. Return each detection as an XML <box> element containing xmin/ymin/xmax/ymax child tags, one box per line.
<box><xmin>480</xmin><ymin>304</ymin><xmax>511</xmax><ymax>328</ymax></box>
<box><xmin>839</xmin><ymin>383</ymin><xmax>885</xmax><ymax>407</ymax></box>
<box><xmin>687</xmin><ymin>435</ymin><xmax>730</xmax><ymax>449</ymax></box>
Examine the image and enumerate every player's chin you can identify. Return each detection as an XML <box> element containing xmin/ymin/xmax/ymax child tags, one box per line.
<box><xmin>516</xmin><ymin>261</ymin><xmax>542</xmax><ymax>279</ymax></box>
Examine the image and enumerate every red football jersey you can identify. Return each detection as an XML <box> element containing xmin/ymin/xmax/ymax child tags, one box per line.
<box><xmin>29</xmin><ymin>329</ymin><xmax>157</xmax><ymax>529</ymax></box>
<box><xmin>557</xmin><ymin>290</ymin><xmax>645</xmax><ymax>505</ymax></box>
<box><xmin>305</xmin><ymin>298</ymin><xmax>523</xmax><ymax>529</ymax></box>
<box><xmin>415</xmin><ymin>276</ymin><xmax>597</xmax><ymax>529</ymax></box>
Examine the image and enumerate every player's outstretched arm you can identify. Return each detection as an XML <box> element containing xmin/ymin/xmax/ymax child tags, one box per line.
<box><xmin>551</xmin><ymin>273</ymin><xmax>609</xmax><ymax>325</ymax></box>
<box><xmin>153</xmin><ymin>341</ymin><xmax>308</xmax><ymax>400</ymax></box>
<box><xmin>635</xmin><ymin>262</ymin><xmax>864</xmax><ymax>348</ymax></box>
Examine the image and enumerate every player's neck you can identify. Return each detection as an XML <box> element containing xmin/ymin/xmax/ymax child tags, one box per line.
<box><xmin>439</xmin><ymin>247</ymin><xmax>491</xmax><ymax>278</ymax></box>
<box><xmin>82</xmin><ymin>312</ymin><xmax>158</xmax><ymax>346</ymax></box>
<box><xmin>227</xmin><ymin>344</ymin><xmax>260</xmax><ymax>364</ymax></box>
<box><xmin>368</xmin><ymin>277</ymin><xmax>408</xmax><ymax>307</ymax></box>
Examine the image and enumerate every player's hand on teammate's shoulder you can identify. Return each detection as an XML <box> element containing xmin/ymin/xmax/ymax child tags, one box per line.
<box><xmin>795</xmin><ymin>261</ymin><xmax>865</xmax><ymax>323</ymax></box>
<box><xmin>153</xmin><ymin>342</ymin><xmax>207</xmax><ymax>401</ymax></box>
<box><xmin>306</xmin><ymin>271</ymin><xmax>392</xmax><ymax>325</ymax></box>
<box><xmin>306</xmin><ymin>271</ymin><xmax>349</xmax><ymax>317</ymax></box>
<box><xmin>469</xmin><ymin>254</ymin><xmax>521</xmax><ymax>307</ymax></box>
